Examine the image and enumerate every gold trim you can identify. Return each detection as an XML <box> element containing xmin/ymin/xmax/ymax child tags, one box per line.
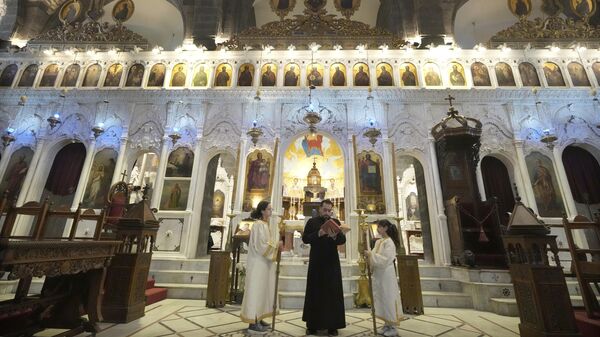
<box><xmin>570</xmin><ymin>0</ymin><xmax>597</xmax><ymax>19</ymax></box>
<box><xmin>334</xmin><ymin>0</ymin><xmax>362</xmax><ymax>19</ymax></box>
<box><xmin>507</xmin><ymin>0</ymin><xmax>532</xmax><ymax>19</ymax></box>
<box><xmin>270</xmin><ymin>0</ymin><xmax>297</xmax><ymax>20</ymax></box>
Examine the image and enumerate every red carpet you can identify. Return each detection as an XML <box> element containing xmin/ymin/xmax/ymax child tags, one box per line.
<box><xmin>145</xmin><ymin>278</ymin><xmax>167</xmax><ymax>306</ymax></box>
<box><xmin>574</xmin><ymin>310</ymin><xmax>600</xmax><ymax>337</ymax></box>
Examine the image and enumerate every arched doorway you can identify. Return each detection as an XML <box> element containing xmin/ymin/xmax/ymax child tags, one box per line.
<box><xmin>562</xmin><ymin>145</ymin><xmax>600</xmax><ymax>218</ymax></box>
<box><xmin>281</xmin><ymin>132</ymin><xmax>346</xmax><ymax>257</ymax></box>
<box><xmin>196</xmin><ymin>153</ymin><xmax>236</xmax><ymax>257</ymax></box>
<box><xmin>395</xmin><ymin>155</ymin><xmax>433</xmax><ymax>263</ymax></box>
<box><xmin>481</xmin><ymin>156</ymin><xmax>515</xmax><ymax>225</ymax></box>
<box><xmin>41</xmin><ymin>142</ymin><xmax>87</xmax><ymax>237</ymax></box>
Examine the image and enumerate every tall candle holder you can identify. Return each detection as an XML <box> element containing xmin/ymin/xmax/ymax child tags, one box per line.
<box><xmin>225</xmin><ymin>212</ymin><xmax>237</xmax><ymax>252</ymax></box>
<box><xmin>354</xmin><ymin>209</ymin><xmax>372</xmax><ymax>307</ymax></box>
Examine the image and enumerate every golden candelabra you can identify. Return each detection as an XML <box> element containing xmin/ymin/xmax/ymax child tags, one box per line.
<box><xmin>354</xmin><ymin>209</ymin><xmax>372</xmax><ymax>307</ymax></box>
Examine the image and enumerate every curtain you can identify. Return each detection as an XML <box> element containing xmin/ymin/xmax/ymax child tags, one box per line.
<box><xmin>481</xmin><ymin>156</ymin><xmax>515</xmax><ymax>224</ymax></box>
<box><xmin>562</xmin><ymin>146</ymin><xmax>600</xmax><ymax>204</ymax></box>
<box><xmin>44</xmin><ymin>143</ymin><xmax>86</xmax><ymax>196</ymax></box>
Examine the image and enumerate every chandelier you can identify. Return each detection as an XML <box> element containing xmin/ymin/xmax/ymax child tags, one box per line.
<box><xmin>362</xmin><ymin>88</ymin><xmax>381</xmax><ymax>146</ymax></box>
<box><xmin>246</xmin><ymin>91</ymin><xmax>263</xmax><ymax>146</ymax></box>
<box><xmin>302</xmin><ymin>86</ymin><xmax>322</xmax><ymax>136</ymax></box>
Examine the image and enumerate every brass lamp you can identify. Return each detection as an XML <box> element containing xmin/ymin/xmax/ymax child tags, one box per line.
<box><xmin>168</xmin><ymin>127</ymin><xmax>182</xmax><ymax>145</ymax></box>
<box><xmin>2</xmin><ymin>128</ymin><xmax>15</xmax><ymax>148</ymax></box>
<box><xmin>92</xmin><ymin>122</ymin><xmax>105</xmax><ymax>138</ymax></box>
<box><xmin>246</xmin><ymin>120</ymin><xmax>263</xmax><ymax>146</ymax></box>
<box><xmin>540</xmin><ymin>129</ymin><xmax>558</xmax><ymax>149</ymax></box>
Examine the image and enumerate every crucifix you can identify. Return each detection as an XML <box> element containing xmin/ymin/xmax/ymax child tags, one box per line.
<box><xmin>120</xmin><ymin>169</ymin><xmax>128</xmax><ymax>182</ymax></box>
<box><xmin>444</xmin><ymin>95</ymin><xmax>455</xmax><ymax>107</ymax></box>
<box><xmin>444</xmin><ymin>95</ymin><xmax>459</xmax><ymax>116</ymax></box>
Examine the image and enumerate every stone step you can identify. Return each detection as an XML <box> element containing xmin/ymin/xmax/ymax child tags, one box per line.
<box><xmin>278</xmin><ymin>276</ymin><xmax>356</xmax><ymax>293</ymax></box>
<box><xmin>150</xmin><ymin>258</ymin><xmax>210</xmax><ymax>271</ymax></box>
<box><xmin>416</xmin><ymin>266</ymin><xmax>452</xmax><ymax>278</ymax></box>
<box><xmin>422</xmin><ymin>291</ymin><xmax>473</xmax><ymax>308</ymax></box>
<box><xmin>449</xmin><ymin>267</ymin><xmax>512</xmax><ymax>283</ymax></box>
<box><xmin>419</xmin><ymin>278</ymin><xmax>463</xmax><ymax>292</ymax></box>
<box><xmin>278</xmin><ymin>291</ymin><xmax>355</xmax><ymax>310</ymax></box>
<box><xmin>149</xmin><ymin>270</ymin><xmax>209</xmax><ymax>284</ymax></box>
<box><xmin>0</xmin><ymin>280</ymin><xmax>17</xmax><ymax>295</ymax></box>
<box><xmin>155</xmin><ymin>282</ymin><xmax>207</xmax><ymax>300</ymax></box>
<box><xmin>490</xmin><ymin>295</ymin><xmax>599</xmax><ymax>318</ymax></box>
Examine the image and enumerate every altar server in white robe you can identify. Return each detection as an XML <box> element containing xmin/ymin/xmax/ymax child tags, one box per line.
<box><xmin>240</xmin><ymin>200</ymin><xmax>280</xmax><ymax>334</ymax></box>
<box><xmin>365</xmin><ymin>219</ymin><xmax>404</xmax><ymax>337</ymax></box>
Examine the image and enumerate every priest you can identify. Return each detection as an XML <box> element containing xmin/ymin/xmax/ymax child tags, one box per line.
<box><xmin>302</xmin><ymin>199</ymin><xmax>346</xmax><ymax>336</ymax></box>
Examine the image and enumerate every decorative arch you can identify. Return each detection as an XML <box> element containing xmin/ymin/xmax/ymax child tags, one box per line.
<box><xmin>562</xmin><ymin>145</ymin><xmax>600</xmax><ymax>210</ymax></box>
<box><xmin>82</xmin><ymin>63</ymin><xmax>102</xmax><ymax>87</ymax></box>
<box><xmin>147</xmin><ymin>63</ymin><xmax>166</xmax><ymax>87</ymax></box>
<box><xmin>0</xmin><ymin>64</ymin><xmax>18</xmax><ymax>87</ymax></box>
<box><xmin>18</xmin><ymin>64</ymin><xmax>39</xmax><ymax>87</ymax></box>
<box><xmin>542</xmin><ymin>61</ymin><xmax>566</xmax><ymax>87</ymax></box>
<box><xmin>495</xmin><ymin>62</ymin><xmax>516</xmax><ymax>86</ymax></box>
<box><xmin>39</xmin><ymin>64</ymin><xmax>60</xmax><ymax>87</ymax></box>
<box><xmin>567</xmin><ymin>62</ymin><xmax>591</xmax><ymax>87</ymax></box>
<box><xmin>480</xmin><ymin>155</ymin><xmax>515</xmax><ymax>225</ymax></box>
<box><xmin>518</xmin><ymin>62</ymin><xmax>541</xmax><ymax>87</ymax></box>
<box><xmin>61</xmin><ymin>63</ymin><xmax>81</xmax><ymax>87</ymax></box>
<box><xmin>471</xmin><ymin>62</ymin><xmax>491</xmax><ymax>87</ymax></box>
<box><xmin>125</xmin><ymin>63</ymin><xmax>145</xmax><ymax>87</ymax></box>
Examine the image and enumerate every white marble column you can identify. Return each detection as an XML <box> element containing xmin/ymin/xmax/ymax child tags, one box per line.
<box><xmin>151</xmin><ymin>137</ymin><xmax>170</xmax><ymax>209</ymax></box>
<box><xmin>427</xmin><ymin>137</ymin><xmax>451</xmax><ymax>266</ymax></box>
<box><xmin>110</xmin><ymin>135</ymin><xmax>129</xmax><ymax>185</ymax></box>
<box><xmin>71</xmin><ymin>138</ymin><xmax>97</xmax><ymax>209</ymax></box>
<box><xmin>17</xmin><ymin>138</ymin><xmax>46</xmax><ymax>206</ymax></box>
<box><xmin>475</xmin><ymin>161</ymin><xmax>487</xmax><ymax>201</ymax></box>
<box><xmin>346</xmin><ymin>135</ymin><xmax>358</xmax><ymax>261</ymax></box>
<box><xmin>513</xmin><ymin>141</ymin><xmax>537</xmax><ymax>211</ymax></box>
<box><xmin>381</xmin><ymin>137</ymin><xmax>397</xmax><ymax>215</ymax></box>
<box><xmin>552</xmin><ymin>146</ymin><xmax>578</xmax><ymax>218</ymax></box>
<box><xmin>185</xmin><ymin>135</ymin><xmax>204</xmax><ymax>258</ymax></box>
<box><xmin>270</xmin><ymin>138</ymin><xmax>284</xmax><ymax>216</ymax></box>
<box><xmin>233</xmin><ymin>137</ymin><xmax>249</xmax><ymax>213</ymax></box>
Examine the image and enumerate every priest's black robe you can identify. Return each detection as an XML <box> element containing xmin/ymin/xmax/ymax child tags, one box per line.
<box><xmin>302</xmin><ymin>216</ymin><xmax>346</xmax><ymax>330</ymax></box>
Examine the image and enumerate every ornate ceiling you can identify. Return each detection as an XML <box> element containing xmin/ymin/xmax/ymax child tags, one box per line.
<box><xmin>0</xmin><ymin>0</ymin><xmax>598</xmax><ymax>50</ymax></box>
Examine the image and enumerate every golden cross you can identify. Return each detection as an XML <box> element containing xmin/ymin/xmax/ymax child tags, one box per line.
<box><xmin>444</xmin><ymin>95</ymin><xmax>455</xmax><ymax>107</ymax></box>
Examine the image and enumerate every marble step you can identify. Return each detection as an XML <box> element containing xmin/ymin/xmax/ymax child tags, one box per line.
<box><xmin>278</xmin><ymin>291</ymin><xmax>355</xmax><ymax>310</ymax></box>
<box><xmin>490</xmin><ymin>295</ymin><xmax>599</xmax><ymax>318</ymax></box>
<box><xmin>419</xmin><ymin>278</ymin><xmax>463</xmax><ymax>292</ymax></box>
<box><xmin>422</xmin><ymin>291</ymin><xmax>473</xmax><ymax>308</ymax></box>
<box><xmin>277</xmin><ymin>276</ymin><xmax>356</xmax><ymax>293</ymax></box>
<box><xmin>449</xmin><ymin>267</ymin><xmax>512</xmax><ymax>283</ymax></box>
<box><xmin>416</xmin><ymin>266</ymin><xmax>452</xmax><ymax>278</ymax></box>
<box><xmin>149</xmin><ymin>270</ymin><xmax>209</xmax><ymax>285</ymax></box>
<box><xmin>150</xmin><ymin>258</ymin><xmax>210</xmax><ymax>271</ymax></box>
<box><xmin>155</xmin><ymin>282</ymin><xmax>207</xmax><ymax>299</ymax></box>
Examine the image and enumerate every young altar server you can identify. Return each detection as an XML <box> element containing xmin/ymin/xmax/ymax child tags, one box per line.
<box><xmin>240</xmin><ymin>200</ymin><xmax>280</xmax><ymax>335</ymax></box>
<box><xmin>365</xmin><ymin>219</ymin><xmax>404</xmax><ymax>337</ymax></box>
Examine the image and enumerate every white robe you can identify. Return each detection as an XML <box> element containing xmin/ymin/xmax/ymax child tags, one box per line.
<box><xmin>370</xmin><ymin>237</ymin><xmax>403</xmax><ymax>325</ymax></box>
<box><xmin>240</xmin><ymin>219</ymin><xmax>279</xmax><ymax>323</ymax></box>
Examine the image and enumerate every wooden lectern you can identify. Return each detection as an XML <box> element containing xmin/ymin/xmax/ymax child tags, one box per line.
<box><xmin>503</xmin><ymin>199</ymin><xmax>580</xmax><ymax>337</ymax></box>
<box><xmin>102</xmin><ymin>198</ymin><xmax>159</xmax><ymax>323</ymax></box>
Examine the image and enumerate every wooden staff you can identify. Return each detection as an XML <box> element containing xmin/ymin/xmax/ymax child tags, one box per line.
<box><xmin>364</xmin><ymin>226</ymin><xmax>377</xmax><ymax>335</ymax></box>
<box><xmin>271</xmin><ymin>244</ymin><xmax>282</xmax><ymax>331</ymax></box>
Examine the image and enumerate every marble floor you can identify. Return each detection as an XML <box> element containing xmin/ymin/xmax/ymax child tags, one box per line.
<box><xmin>36</xmin><ymin>299</ymin><xmax>521</xmax><ymax>337</ymax></box>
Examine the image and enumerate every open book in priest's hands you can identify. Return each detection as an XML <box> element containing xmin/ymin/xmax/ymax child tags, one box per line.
<box><xmin>320</xmin><ymin>218</ymin><xmax>351</xmax><ymax>237</ymax></box>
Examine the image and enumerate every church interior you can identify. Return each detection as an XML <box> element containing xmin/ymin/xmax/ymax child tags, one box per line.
<box><xmin>0</xmin><ymin>0</ymin><xmax>600</xmax><ymax>336</ymax></box>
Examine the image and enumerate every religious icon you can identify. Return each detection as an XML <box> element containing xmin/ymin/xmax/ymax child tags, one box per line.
<box><xmin>212</xmin><ymin>190</ymin><xmax>225</xmax><ymax>218</ymax></box>
<box><xmin>59</xmin><ymin>0</ymin><xmax>81</xmax><ymax>24</ymax></box>
<box><xmin>0</xmin><ymin>147</ymin><xmax>34</xmax><ymax>200</ymax></box>
<box><xmin>160</xmin><ymin>181</ymin><xmax>190</xmax><ymax>211</ymax></box>
<box><xmin>261</xmin><ymin>63</ymin><xmax>277</xmax><ymax>86</ymax></box>
<box><xmin>471</xmin><ymin>62</ymin><xmax>491</xmax><ymax>86</ymax></box>
<box><xmin>284</xmin><ymin>63</ymin><xmax>300</xmax><ymax>86</ymax></box>
<box><xmin>270</xmin><ymin>0</ymin><xmax>296</xmax><ymax>19</ymax></box>
<box><xmin>353</xmin><ymin>63</ymin><xmax>370</xmax><ymax>86</ymax></box>
<box><xmin>330</xmin><ymin>63</ymin><xmax>347</xmax><ymax>86</ymax></box>
<box><xmin>334</xmin><ymin>0</ymin><xmax>361</xmax><ymax>18</ymax></box>
<box><xmin>376</xmin><ymin>63</ymin><xmax>393</xmax><ymax>86</ymax></box>
<box><xmin>125</xmin><ymin>63</ymin><xmax>144</xmax><ymax>87</ymax></box>
<box><xmin>302</xmin><ymin>134</ymin><xmax>324</xmax><ymax>156</ymax></box>
<box><xmin>238</xmin><ymin>64</ymin><xmax>254</xmax><ymax>86</ymax></box>
<box><xmin>526</xmin><ymin>152</ymin><xmax>565</xmax><ymax>217</ymax></box>
<box><xmin>0</xmin><ymin>64</ymin><xmax>18</xmax><ymax>87</ymax></box>
<box><xmin>448</xmin><ymin>62</ymin><xmax>466</xmax><ymax>86</ymax></box>
<box><xmin>147</xmin><ymin>63</ymin><xmax>166</xmax><ymax>87</ymax></box>
<box><xmin>82</xmin><ymin>149</ymin><xmax>117</xmax><ymax>209</ymax></box>
<box><xmin>570</xmin><ymin>0</ymin><xmax>596</xmax><ymax>18</ymax></box>
<box><xmin>543</xmin><ymin>62</ymin><xmax>566</xmax><ymax>86</ymax></box>
<box><xmin>60</xmin><ymin>64</ymin><xmax>80</xmax><ymax>87</ymax></box>
<box><xmin>400</xmin><ymin>63</ymin><xmax>418</xmax><ymax>86</ymax></box>
<box><xmin>39</xmin><ymin>64</ymin><xmax>60</xmax><ymax>87</ymax></box>
<box><xmin>246</xmin><ymin>150</ymin><xmax>272</xmax><ymax>191</ymax></box>
<box><xmin>567</xmin><ymin>62</ymin><xmax>590</xmax><ymax>87</ymax></box>
<box><xmin>18</xmin><ymin>64</ymin><xmax>38</xmax><ymax>87</ymax></box>
<box><xmin>112</xmin><ymin>0</ymin><xmax>135</xmax><ymax>22</ymax></box>
<box><xmin>170</xmin><ymin>63</ymin><xmax>187</xmax><ymax>87</ymax></box>
<box><xmin>104</xmin><ymin>63</ymin><xmax>123</xmax><ymax>87</ymax></box>
<box><xmin>495</xmin><ymin>62</ymin><xmax>516</xmax><ymax>86</ymax></box>
<box><xmin>592</xmin><ymin>62</ymin><xmax>600</xmax><ymax>85</ymax></box>
<box><xmin>214</xmin><ymin>63</ymin><xmax>232</xmax><ymax>87</ymax></box>
<box><xmin>82</xmin><ymin>64</ymin><xmax>102</xmax><ymax>87</ymax></box>
<box><xmin>406</xmin><ymin>192</ymin><xmax>420</xmax><ymax>221</ymax></box>
<box><xmin>192</xmin><ymin>64</ymin><xmax>210</xmax><ymax>87</ymax></box>
<box><xmin>518</xmin><ymin>62</ymin><xmax>540</xmax><ymax>86</ymax></box>
<box><xmin>307</xmin><ymin>63</ymin><xmax>324</xmax><ymax>86</ymax></box>
<box><xmin>357</xmin><ymin>152</ymin><xmax>383</xmax><ymax>195</ymax></box>
<box><xmin>508</xmin><ymin>0</ymin><xmax>532</xmax><ymax>18</ymax></box>
<box><xmin>305</xmin><ymin>0</ymin><xmax>326</xmax><ymax>11</ymax></box>
<box><xmin>423</xmin><ymin>63</ymin><xmax>442</xmax><ymax>86</ymax></box>
<box><xmin>166</xmin><ymin>147</ymin><xmax>194</xmax><ymax>178</ymax></box>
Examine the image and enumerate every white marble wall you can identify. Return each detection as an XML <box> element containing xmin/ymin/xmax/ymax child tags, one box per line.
<box><xmin>1</xmin><ymin>48</ymin><xmax>599</xmax><ymax>264</ymax></box>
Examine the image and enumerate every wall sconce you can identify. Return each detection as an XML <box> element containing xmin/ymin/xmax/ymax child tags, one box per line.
<box><xmin>47</xmin><ymin>113</ymin><xmax>61</xmax><ymax>129</ymax></box>
<box><xmin>247</xmin><ymin>120</ymin><xmax>263</xmax><ymax>147</ymax></box>
<box><xmin>2</xmin><ymin>127</ymin><xmax>16</xmax><ymax>148</ymax></box>
<box><xmin>168</xmin><ymin>127</ymin><xmax>181</xmax><ymax>145</ymax></box>
<box><xmin>92</xmin><ymin>122</ymin><xmax>105</xmax><ymax>138</ymax></box>
<box><xmin>540</xmin><ymin>129</ymin><xmax>558</xmax><ymax>149</ymax></box>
